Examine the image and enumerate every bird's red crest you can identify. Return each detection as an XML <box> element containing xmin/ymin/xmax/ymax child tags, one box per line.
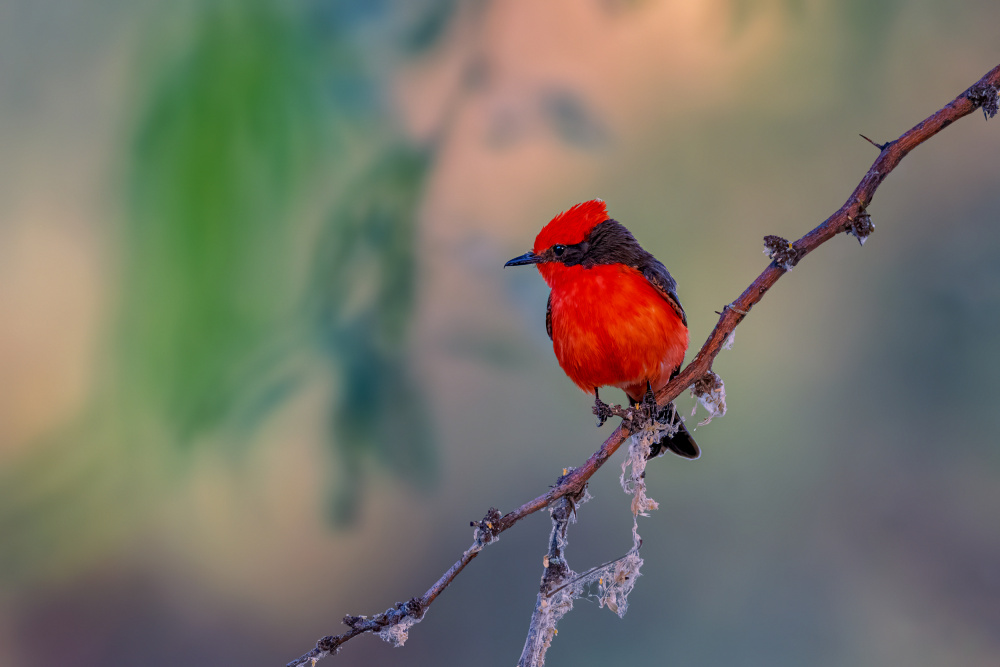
<box><xmin>532</xmin><ymin>200</ymin><xmax>609</xmax><ymax>254</ymax></box>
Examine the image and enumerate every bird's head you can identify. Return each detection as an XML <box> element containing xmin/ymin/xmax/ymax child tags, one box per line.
<box><xmin>504</xmin><ymin>199</ymin><xmax>609</xmax><ymax>286</ymax></box>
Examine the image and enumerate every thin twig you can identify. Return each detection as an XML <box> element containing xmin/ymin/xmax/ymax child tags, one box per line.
<box><xmin>656</xmin><ymin>63</ymin><xmax>1000</xmax><ymax>410</ymax></box>
<box><xmin>285</xmin><ymin>62</ymin><xmax>1000</xmax><ymax>667</ymax></box>
<box><xmin>859</xmin><ymin>133</ymin><xmax>888</xmax><ymax>150</ymax></box>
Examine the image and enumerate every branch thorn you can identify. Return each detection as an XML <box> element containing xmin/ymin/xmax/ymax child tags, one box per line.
<box><xmin>859</xmin><ymin>133</ymin><xmax>889</xmax><ymax>150</ymax></box>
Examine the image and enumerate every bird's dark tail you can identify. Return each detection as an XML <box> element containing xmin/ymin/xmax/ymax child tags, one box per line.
<box><xmin>650</xmin><ymin>407</ymin><xmax>699</xmax><ymax>459</ymax></box>
<box><xmin>626</xmin><ymin>398</ymin><xmax>699</xmax><ymax>460</ymax></box>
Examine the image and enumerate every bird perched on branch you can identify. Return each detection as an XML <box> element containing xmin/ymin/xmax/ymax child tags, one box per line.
<box><xmin>505</xmin><ymin>199</ymin><xmax>699</xmax><ymax>459</ymax></box>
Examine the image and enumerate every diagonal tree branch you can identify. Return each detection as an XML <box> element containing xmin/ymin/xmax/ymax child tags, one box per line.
<box><xmin>660</xmin><ymin>64</ymin><xmax>1000</xmax><ymax>410</ymax></box>
<box><xmin>285</xmin><ymin>62</ymin><xmax>1000</xmax><ymax>667</ymax></box>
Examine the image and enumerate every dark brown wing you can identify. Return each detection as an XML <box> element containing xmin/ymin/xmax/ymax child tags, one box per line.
<box><xmin>643</xmin><ymin>266</ymin><xmax>697</xmax><ymax>458</ymax></box>
<box><xmin>641</xmin><ymin>262</ymin><xmax>686</xmax><ymax>327</ymax></box>
<box><xmin>580</xmin><ymin>220</ymin><xmax>686</xmax><ymax>327</ymax></box>
<box><xmin>545</xmin><ymin>292</ymin><xmax>553</xmax><ymax>340</ymax></box>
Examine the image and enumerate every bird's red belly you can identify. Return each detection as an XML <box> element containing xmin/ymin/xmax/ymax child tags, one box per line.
<box><xmin>548</xmin><ymin>264</ymin><xmax>688</xmax><ymax>400</ymax></box>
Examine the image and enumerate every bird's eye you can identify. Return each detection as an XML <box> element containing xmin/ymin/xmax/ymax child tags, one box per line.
<box><xmin>553</xmin><ymin>245</ymin><xmax>566</xmax><ymax>256</ymax></box>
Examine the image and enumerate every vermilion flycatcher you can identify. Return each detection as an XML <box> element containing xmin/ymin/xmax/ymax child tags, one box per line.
<box><xmin>505</xmin><ymin>199</ymin><xmax>699</xmax><ymax>459</ymax></box>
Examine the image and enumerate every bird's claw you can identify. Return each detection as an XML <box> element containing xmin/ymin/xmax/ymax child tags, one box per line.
<box><xmin>624</xmin><ymin>381</ymin><xmax>659</xmax><ymax>428</ymax></box>
<box><xmin>627</xmin><ymin>402</ymin><xmax>656</xmax><ymax>430</ymax></box>
<box><xmin>642</xmin><ymin>381</ymin><xmax>656</xmax><ymax>406</ymax></box>
<box><xmin>593</xmin><ymin>396</ymin><xmax>614</xmax><ymax>428</ymax></box>
<box><xmin>592</xmin><ymin>390</ymin><xmax>632</xmax><ymax>428</ymax></box>
<box><xmin>617</xmin><ymin>381</ymin><xmax>676</xmax><ymax>433</ymax></box>
<box><xmin>594</xmin><ymin>399</ymin><xmax>612</xmax><ymax>428</ymax></box>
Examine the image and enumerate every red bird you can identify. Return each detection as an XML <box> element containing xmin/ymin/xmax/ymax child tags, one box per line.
<box><xmin>505</xmin><ymin>200</ymin><xmax>699</xmax><ymax>459</ymax></box>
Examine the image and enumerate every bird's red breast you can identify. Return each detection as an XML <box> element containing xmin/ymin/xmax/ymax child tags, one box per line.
<box><xmin>547</xmin><ymin>263</ymin><xmax>688</xmax><ymax>401</ymax></box>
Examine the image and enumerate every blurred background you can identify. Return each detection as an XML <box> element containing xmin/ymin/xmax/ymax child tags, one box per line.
<box><xmin>1</xmin><ymin>1</ymin><xmax>999</xmax><ymax>665</ymax></box>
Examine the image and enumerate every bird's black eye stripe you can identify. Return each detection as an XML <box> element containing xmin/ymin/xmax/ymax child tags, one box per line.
<box><xmin>553</xmin><ymin>244</ymin><xmax>566</xmax><ymax>256</ymax></box>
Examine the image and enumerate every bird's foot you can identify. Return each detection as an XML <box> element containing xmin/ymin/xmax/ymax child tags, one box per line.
<box><xmin>628</xmin><ymin>402</ymin><xmax>655</xmax><ymax>430</ymax></box>
<box><xmin>625</xmin><ymin>381</ymin><xmax>661</xmax><ymax>431</ymax></box>
<box><xmin>643</xmin><ymin>381</ymin><xmax>656</xmax><ymax>406</ymax></box>
<box><xmin>593</xmin><ymin>395</ymin><xmax>613</xmax><ymax>428</ymax></box>
<box><xmin>592</xmin><ymin>389</ymin><xmax>630</xmax><ymax>428</ymax></box>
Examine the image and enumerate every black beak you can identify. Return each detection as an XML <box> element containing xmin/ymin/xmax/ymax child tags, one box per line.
<box><xmin>504</xmin><ymin>251</ymin><xmax>543</xmax><ymax>267</ymax></box>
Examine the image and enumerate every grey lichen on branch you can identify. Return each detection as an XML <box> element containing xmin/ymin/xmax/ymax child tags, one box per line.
<box><xmin>519</xmin><ymin>423</ymin><xmax>670</xmax><ymax>667</ymax></box>
<box><xmin>690</xmin><ymin>371</ymin><xmax>727</xmax><ymax>426</ymax></box>
<box><xmin>967</xmin><ymin>79</ymin><xmax>999</xmax><ymax>119</ymax></box>
<box><xmin>285</xmin><ymin>60</ymin><xmax>1000</xmax><ymax>667</ymax></box>
<box><xmin>847</xmin><ymin>209</ymin><xmax>875</xmax><ymax>246</ymax></box>
<box><xmin>470</xmin><ymin>506</ymin><xmax>503</xmax><ymax>548</ymax></box>
<box><xmin>763</xmin><ymin>235</ymin><xmax>804</xmax><ymax>270</ymax></box>
<box><xmin>517</xmin><ymin>488</ymin><xmax>587</xmax><ymax>667</ymax></box>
